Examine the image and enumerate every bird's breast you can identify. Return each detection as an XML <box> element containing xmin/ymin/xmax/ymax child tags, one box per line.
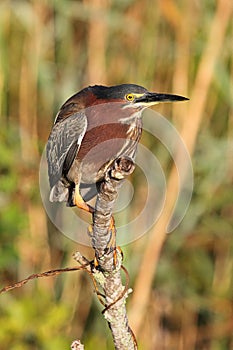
<box><xmin>77</xmin><ymin>119</ymin><xmax>142</xmax><ymax>183</ymax></box>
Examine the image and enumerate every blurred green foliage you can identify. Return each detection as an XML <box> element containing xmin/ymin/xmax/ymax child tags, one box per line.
<box><xmin>0</xmin><ymin>127</ymin><xmax>26</xmax><ymax>274</ymax></box>
<box><xmin>0</xmin><ymin>293</ymin><xmax>70</xmax><ymax>349</ymax></box>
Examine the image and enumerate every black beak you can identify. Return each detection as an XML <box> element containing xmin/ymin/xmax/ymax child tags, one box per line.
<box><xmin>136</xmin><ymin>92</ymin><xmax>189</xmax><ymax>104</ymax></box>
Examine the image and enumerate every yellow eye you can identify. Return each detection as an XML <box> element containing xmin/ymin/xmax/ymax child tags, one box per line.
<box><xmin>125</xmin><ymin>93</ymin><xmax>135</xmax><ymax>102</ymax></box>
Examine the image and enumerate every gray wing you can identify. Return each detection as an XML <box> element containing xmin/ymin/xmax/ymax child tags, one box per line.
<box><xmin>46</xmin><ymin>111</ymin><xmax>87</xmax><ymax>188</ymax></box>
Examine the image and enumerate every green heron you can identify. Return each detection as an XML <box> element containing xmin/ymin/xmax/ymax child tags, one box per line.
<box><xmin>46</xmin><ymin>84</ymin><xmax>188</xmax><ymax>213</ymax></box>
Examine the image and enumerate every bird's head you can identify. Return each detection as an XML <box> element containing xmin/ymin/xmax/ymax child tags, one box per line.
<box><xmin>55</xmin><ymin>84</ymin><xmax>188</xmax><ymax>124</ymax></box>
<box><xmin>89</xmin><ymin>84</ymin><xmax>189</xmax><ymax>110</ymax></box>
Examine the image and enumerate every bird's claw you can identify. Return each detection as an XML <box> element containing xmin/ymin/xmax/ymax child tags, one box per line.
<box><xmin>113</xmin><ymin>246</ymin><xmax>123</xmax><ymax>266</ymax></box>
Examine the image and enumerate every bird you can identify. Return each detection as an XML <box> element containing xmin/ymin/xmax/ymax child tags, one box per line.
<box><xmin>46</xmin><ymin>84</ymin><xmax>188</xmax><ymax>213</ymax></box>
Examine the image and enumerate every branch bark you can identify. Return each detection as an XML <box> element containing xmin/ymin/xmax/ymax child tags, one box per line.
<box><xmin>90</xmin><ymin>157</ymin><xmax>137</xmax><ymax>350</ymax></box>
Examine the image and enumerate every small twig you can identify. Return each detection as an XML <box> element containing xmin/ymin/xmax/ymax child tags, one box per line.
<box><xmin>0</xmin><ymin>265</ymin><xmax>88</xmax><ymax>294</ymax></box>
<box><xmin>73</xmin><ymin>251</ymin><xmax>107</xmax><ymax>306</ymax></box>
<box><xmin>71</xmin><ymin>340</ymin><xmax>84</xmax><ymax>350</ymax></box>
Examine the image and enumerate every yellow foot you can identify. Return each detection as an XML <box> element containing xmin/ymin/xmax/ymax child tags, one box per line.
<box><xmin>74</xmin><ymin>185</ymin><xmax>94</xmax><ymax>213</ymax></box>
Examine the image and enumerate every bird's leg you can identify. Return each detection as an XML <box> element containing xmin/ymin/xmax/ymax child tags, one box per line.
<box><xmin>74</xmin><ymin>184</ymin><xmax>94</xmax><ymax>213</ymax></box>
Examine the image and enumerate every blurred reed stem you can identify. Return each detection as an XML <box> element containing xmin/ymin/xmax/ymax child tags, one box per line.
<box><xmin>128</xmin><ymin>0</ymin><xmax>233</xmax><ymax>338</ymax></box>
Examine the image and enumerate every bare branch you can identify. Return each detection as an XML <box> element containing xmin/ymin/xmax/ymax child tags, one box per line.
<box><xmin>0</xmin><ymin>265</ymin><xmax>87</xmax><ymax>294</ymax></box>
<box><xmin>89</xmin><ymin>157</ymin><xmax>137</xmax><ymax>350</ymax></box>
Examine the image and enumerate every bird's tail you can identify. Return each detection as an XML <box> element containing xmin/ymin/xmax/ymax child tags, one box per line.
<box><xmin>50</xmin><ymin>180</ymin><xmax>68</xmax><ymax>202</ymax></box>
<box><xmin>49</xmin><ymin>180</ymin><xmax>76</xmax><ymax>207</ymax></box>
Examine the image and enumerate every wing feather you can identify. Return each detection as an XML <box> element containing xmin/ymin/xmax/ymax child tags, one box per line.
<box><xmin>46</xmin><ymin>111</ymin><xmax>87</xmax><ymax>188</ymax></box>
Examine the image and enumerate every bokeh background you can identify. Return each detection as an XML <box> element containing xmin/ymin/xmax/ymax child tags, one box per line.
<box><xmin>0</xmin><ymin>0</ymin><xmax>233</xmax><ymax>349</ymax></box>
